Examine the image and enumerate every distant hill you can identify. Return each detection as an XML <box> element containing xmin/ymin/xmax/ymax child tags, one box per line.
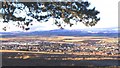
<box><xmin>0</xmin><ymin>27</ymin><xmax>119</xmax><ymax>38</ymax></box>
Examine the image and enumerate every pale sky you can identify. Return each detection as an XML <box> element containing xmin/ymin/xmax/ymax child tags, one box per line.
<box><xmin>0</xmin><ymin>0</ymin><xmax>119</xmax><ymax>32</ymax></box>
<box><xmin>65</xmin><ymin>0</ymin><xmax>119</xmax><ymax>30</ymax></box>
<box><xmin>85</xmin><ymin>0</ymin><xmax>119</xmax><ymax>28</ymax></box>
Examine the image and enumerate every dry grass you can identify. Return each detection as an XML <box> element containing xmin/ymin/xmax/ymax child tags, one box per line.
<box><xmin>1</xmin><ymin>36</ymin><xmax>118</xmax><ymax>43</ymax></box>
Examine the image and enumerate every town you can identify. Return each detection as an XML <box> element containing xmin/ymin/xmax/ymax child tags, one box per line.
<box><xmin>0</xmin><ymin>36</ymin><xmax>119</xmax><ymax>57</ymax></box>
<box><xmin>1</xmin><ymin>36</ymin><xmax>120</xmax><ymax>67</ymax></box>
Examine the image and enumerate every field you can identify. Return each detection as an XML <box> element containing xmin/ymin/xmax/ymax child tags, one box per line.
<box><xmin>0</xmin><ymin>36</ymin><xmax>120</xmax><ymax>66</ymax></box>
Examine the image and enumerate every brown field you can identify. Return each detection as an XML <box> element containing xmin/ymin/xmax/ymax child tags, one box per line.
<box><xmin>0</xmin><ymin>36</ymin><xmax>120</xmax><ymax>66</ymax></box>
<box><xmin>0</xmin><ymin>36</ymin><xmax>119</xmax><ymax>56</ymax></box>
<box><xmin>0</xmin><ymin>36</ymin><xmax>118</xmax><ymax>43</ymax></box>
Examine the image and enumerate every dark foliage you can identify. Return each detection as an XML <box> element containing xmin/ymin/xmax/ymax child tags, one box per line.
<box><xmin>0</xmin><ymin>1</ymin><xmax>100</xmax><ymax>30</ymax></box>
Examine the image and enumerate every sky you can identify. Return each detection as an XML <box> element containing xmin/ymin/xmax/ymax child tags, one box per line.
<box><xmin>85</xmin><ymin>0</ymin><xmax>119</xmax><ymax>28</ymax></box>
<box><xmin>0</xmin><ymin>0</ymin><xmax>119</xmax><ymax>32</ymax></box>
<box><xmin>69</xmin><ymin>0</ymin><xmax>119</xmax><ymax>30</ymax></box>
